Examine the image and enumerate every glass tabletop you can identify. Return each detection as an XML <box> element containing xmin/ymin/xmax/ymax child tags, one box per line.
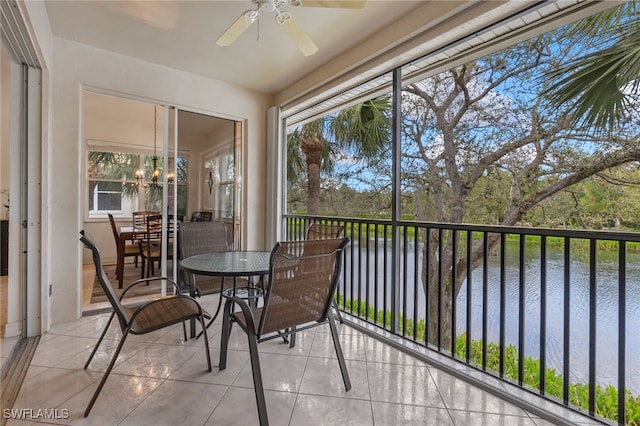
<box><xmin>179</xmin><ymin>251</ymin><xmax>271</xmax><ymax>277</ymax></box>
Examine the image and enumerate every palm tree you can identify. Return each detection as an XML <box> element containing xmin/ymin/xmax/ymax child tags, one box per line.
<box><xmin>287</xmin><ymin>97</ymin><xmax>392</xmax><ymax>215</ymax></box>
<box><xmin>543</xmin><ymin>2</ymin><xmax>640</xmax><ymax>130</ymax></box>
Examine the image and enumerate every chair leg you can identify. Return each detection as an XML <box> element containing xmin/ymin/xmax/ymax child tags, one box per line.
<box><xmin>198</xmin><ymin>314</ymin><xmax>212</xmax><ymax>372</ymax></box>
<box><xmin>196</xmin><ymin>278</ymin><xmax>226</xmax><ymax>339</ymax></box>
<box><xmin>84</xmin><ymin>312</ymin><xmax>115</xmax><ymax>369</ymax></box>
<box><xmin>246</xmin><ymin>329</ymin><xmax>269</xmax><ymax>426</ymax></box>
<box><xmin>84</xmin><ymin>329</ymin><xmax>129</xmax><ymax>417</ymax></box>
<box><xmin>140</xmin><ymin>257</ymin><xmax>146</xmax><ymax>279</ymax></box>
<box><xmin>218</xmin><ymin>298</ymin><xmax>234</xmax><ymax>370</ymax></box>
<box><xmin>328</xmin><ymin>312</ymin><xmax>351</xmax><ymax>391</ymax></box>
<box><xmin>289</xmin><ymin>326</ymin><xmax>296</xmax><ymax>348</ymax></box>
<box><xmin>332</xmin><ymin>300</ymin><xmax>344</xmax><ymax>324</ymax></box>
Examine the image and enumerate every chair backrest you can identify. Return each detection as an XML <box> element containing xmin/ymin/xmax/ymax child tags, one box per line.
<box><xmin>142</xmin><ymin>214</ymin><xmax>174</xmax><ymax>257</ymax></box>
<box><xmin>190</xmin><ymin>211</ymin><xmax>213</xmax><ymax>222</ymax></box>
<box><xmin>259</xmin><ymin>238</ymin><xmax>349</xmax><ymax>336</ymax></box>
<box><xmin>80</xmin><ymin>231</ymin><xmax>129</xmax><ymax>329</ymax></box>
<box><xmin>145</xmin><ymin>214</ymin><xmax>164</xmax><ymax>240</ymax></box>
<box><xmin>178</xmin><ymin>221</ymin><xmax>228</xmax><ymax>259</ymax></box>
<box><xmin>306</xmin><ymin>223</ymin><xmax>344</xmax><ymax>240</ymax></box>
<box><xmin>133</xmin><ymin>210</ymin><xmax>159</xmax><ymax>231</ymax></box>
<box><xmin>108</xmin><ymin>213</ymin><xmax>120</xmax><ymax>243</ymax></box>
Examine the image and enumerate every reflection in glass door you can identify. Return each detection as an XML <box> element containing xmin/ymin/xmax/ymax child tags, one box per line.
<box><xmin>175</xmin><ymin>110</ymin><xmax>242</xmax><ymax>252</ymax></box>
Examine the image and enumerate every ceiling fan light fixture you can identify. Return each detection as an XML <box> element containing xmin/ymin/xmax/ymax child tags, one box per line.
<box><xmin>216</xmin><ymin>0</ymin><xmax>364</xmax><ymax>53</ymax></box>
<box><xmin>278</xmin><ymin>13</ymin><xmax>318</xmax><ymax>56</ymax></box>
<box><xmin>215</xmin><ymin>8</ymin><xmax>258</xmax><ymax>46</ymax></box>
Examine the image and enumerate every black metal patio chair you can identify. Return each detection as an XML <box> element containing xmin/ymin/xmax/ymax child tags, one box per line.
<box><xmin>79</xmin><ymin>231</ymin><xmax>212</xmax><ymax>417</ymax></box>
<box><xmin>305</xmin><ymin>222</ymin><xmax>346</xmax><ymax>325</ymax></box>
<box><xmin>219</xmin><ymin>237</ymin><xmax>351</xmax><ymax>426</ymax></box>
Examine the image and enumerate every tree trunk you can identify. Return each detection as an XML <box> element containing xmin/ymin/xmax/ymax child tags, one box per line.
<box><xmin>422</xmin><ymin>229</ymin><xmax>503</xmax><ymax>349</ymax></box>
<box><xmin>423</xmin><ymin>229</ymin><xmax>456</xmax><ymax>349</ymax></box>
<box><xmin>300</xmin><ymin>132</ymin><xmax>325</xmax><ymax>216</ymax></box>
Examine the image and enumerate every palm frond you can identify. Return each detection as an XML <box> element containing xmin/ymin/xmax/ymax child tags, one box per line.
<box><xmin>330</xmin><ymin>97</ymin><xmax>392</xmax><ymax>159</ymax></box>
<box><xmin>542</xmin><ymin>3</ymin><xmax>640</xmax><ymax>130</ymax></box>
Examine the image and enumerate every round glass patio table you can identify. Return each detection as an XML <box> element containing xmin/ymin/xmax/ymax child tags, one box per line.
<box><xmin>179</xmin><ymin>251</ymin><xmax>271</xmax><ymax>337</ymax></box>
<box><xmin>179</xmin><ymin>251</ymin><xmax>271</xmax><ymax>278</ymax></box>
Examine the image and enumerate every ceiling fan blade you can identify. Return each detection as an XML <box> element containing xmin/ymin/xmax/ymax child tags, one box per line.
<box><xmin>216</xmin><ymin>11</ymin><xmax>255</xmax><ymax>46</ymax></box>
<box><xmin>279</xmin><ymin>15</ymin><xmax>319</xmax><ymax>56</ymax></box>
<box><xmin>298</xmin><ymin>0</ymin><xmax>366</xmax><ymax>9</ymax></box>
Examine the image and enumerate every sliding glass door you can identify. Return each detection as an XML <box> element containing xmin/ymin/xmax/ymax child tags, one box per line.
<box><xmin>82</xmin><ymin>92</ymin><xmax>242</xmax><ymax>308</ymax></box>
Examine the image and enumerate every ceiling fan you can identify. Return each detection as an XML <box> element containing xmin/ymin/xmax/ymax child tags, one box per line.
<box><xmin>216</xmin><ymin>0</ymin><xmax>367</xmax><ymax>56</ymax></box>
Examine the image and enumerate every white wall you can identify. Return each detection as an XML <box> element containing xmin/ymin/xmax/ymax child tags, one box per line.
<box><xmin>48</xmin><ymin>37</ymin><xmax>273</xmax><ymax>325</ymax></box>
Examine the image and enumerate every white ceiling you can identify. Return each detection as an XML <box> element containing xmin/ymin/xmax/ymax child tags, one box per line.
<box><xmin>44</xmin><ymin>0</ymin><xmax>426</xmax><ymax>95</ymax></box>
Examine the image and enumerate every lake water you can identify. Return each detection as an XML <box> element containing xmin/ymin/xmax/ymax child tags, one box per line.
<box><xmin>341</xmin><ymin>240</ymin><xmax>640</xmax><ymax>395</ymax></box>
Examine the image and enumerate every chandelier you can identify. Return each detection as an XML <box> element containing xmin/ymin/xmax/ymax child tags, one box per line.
<box><xmin>135</xmin><ymin>105</ymin><xmax>174</xmax><ymax>187</ymax></box>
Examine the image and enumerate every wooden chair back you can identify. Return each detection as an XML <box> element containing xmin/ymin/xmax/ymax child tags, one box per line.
<box><xmin>132</xmin><ymin>210</ymin><xmax>159</xmax><ymax>231</ymax></box>
<box><xmin>190</xmin><ymin>211</ymin><xmax>213</xmax><ymax>222</ymax></box>
<box><xmin>107</xmin><ymin>213</ymin><xmax>120</xmax><ymax>242</ymax></box>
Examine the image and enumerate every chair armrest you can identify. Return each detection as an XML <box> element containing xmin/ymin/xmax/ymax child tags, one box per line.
<box><xmin>120</xmin><ymin>277</ymin><xmax>182</xmax><ymax>300</ymax></box>
<box><xmin>227</xmin><ymin>295</ymin><xmax>259</xmax><ymax>335</ymax></box>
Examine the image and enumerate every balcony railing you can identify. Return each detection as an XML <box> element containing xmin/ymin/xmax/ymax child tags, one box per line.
<box><xmin>284</xmin><ymin>214</ymin><xmax>640</xmax><ymax>425</ymax></box>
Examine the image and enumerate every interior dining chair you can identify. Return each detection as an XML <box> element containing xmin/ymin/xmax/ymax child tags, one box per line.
<box><xmin>79</xmin><ymin>231</ymin><xmax>212</xmax><ymax>417</ymax></box>
<box><xmin>305</xmin><ymin>222</ymin><xmax>346</xmax><ymax>326</ymax></box>
<box><xmin>219</xmin><ymin>238</ymin><xmax>351</xmax><ymax>426</ymax></box>
<box><xmin>139</xmin><ymin>214</ymin><xmax>177</xmax><ymax>278</ymax></box>
<box><xmin>190</xmin><ymin>211</ymin><xmax>213</xmax><ymax>222</ymax></box>
<box><xmin>132</xmin><ymin>210</ymin><xmax>159</xmax><ymax>231</ymax></box>
<box><xmin>107</xmin><ymin>213</ymin><xmax>139</xmax><ymax>275</ymax></box>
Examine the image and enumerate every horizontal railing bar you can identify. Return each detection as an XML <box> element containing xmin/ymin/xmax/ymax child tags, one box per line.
<box><xmin>284</xmin><ymin>214</ymin><xmax>640</xmax><ymax>242</ymax></box>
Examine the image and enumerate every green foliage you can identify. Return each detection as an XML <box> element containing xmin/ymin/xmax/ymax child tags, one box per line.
<box><xmin>336</xmin><ymin>296</ymin><xmax>640</xmax><ymax>424</ymax></box>
<box><xmin>543</xmin><ymin>2</ymin><xmax>640</xmax><ymax>130</ymax></box>
<box><xmin>523</xmin><ymin>164</ymin><xmax>640</xmax><ymax>232</ymax></box>
<box><xmin>455</xmin><ymin>337</ymin><xmax>640</xmax><ymax>425</ymax></box>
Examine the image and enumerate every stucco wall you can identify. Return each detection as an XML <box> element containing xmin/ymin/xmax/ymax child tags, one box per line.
<box><xmin>48</xmin><ymin>36</ymin><xmax>273</xmax><ymax>325</ymax></box>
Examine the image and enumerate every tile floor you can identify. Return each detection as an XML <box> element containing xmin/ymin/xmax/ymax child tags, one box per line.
<box><xmin>4</xmin><ymin>293</ymin><xmax>600</xmax><ymax>426</ymax></box>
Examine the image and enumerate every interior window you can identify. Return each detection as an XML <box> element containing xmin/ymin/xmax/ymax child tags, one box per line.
<box><xmin>87</xmin><ymin>150</ymin><xmax>139</xmax><ymax>217</ymax></box>
<box><xmin>87</xmin><ymin>148</ymin><xmax>188</xmax><ymax>218</ymax></box>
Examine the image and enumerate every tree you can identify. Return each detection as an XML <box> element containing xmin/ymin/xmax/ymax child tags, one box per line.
<box><xmin>543</xmin><ymin>2</ymin><xmax>640</xmax><ymax>130</ymax></box>
<box><xmin>287</xmin><ymin>98</ymin><xmax>392</xmax><ymax>215</ymax></box>
<box><xmin>400</xmin><ymin>27</ymin><xmax>640</xmax><ymax>346</ymax></box>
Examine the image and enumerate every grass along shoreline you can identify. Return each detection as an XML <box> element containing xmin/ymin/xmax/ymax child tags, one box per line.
<box><xmin>337</xmin><ymin>297</ymin><xmax>640</xmax><ymax>425</ymax></box>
